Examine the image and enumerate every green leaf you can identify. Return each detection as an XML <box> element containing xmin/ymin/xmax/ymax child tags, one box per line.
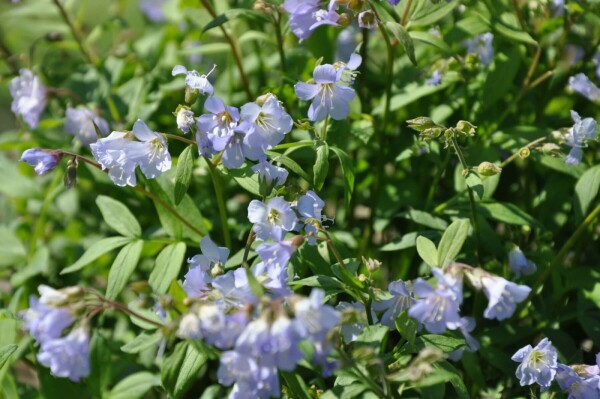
<box><xmin>0</xmin><ymin>227</ymin><xmax>26</xmax><ymax>267</ymax></box>
<box><xmin>313</xmin><ymin>141</ymin><xmax>330</xmax><ymax>192</ymax></box>
<box><xmin>121</xmin><ymin>331</ymin><xmax>163</xmax><ymax>354</ymax></box>
<box><xmin>380</xmin><ymin>231</ymin><xmax>419</xmax><ymax>252</ymax></box>
<box><xmin>288</xmin><ymin>275</ymin><xmax>345</xmax><ymax>294</ymax></box>
<box><xmin>174</xmin><ymin>145</ymin><xmax>194</xmax><ymax>205</ymax></box>
<box><xmin>89</xmin><ymin>333</ymin><xmax>112</xmax><ymax>398</ymax></box>
<box><xmin>396</xmin><ymin>311</ymin><xmax>418</xmax><ymax>347</ymax></box>
<box><xmin>331</xmin><ymin>147</ymin><xmax>355</xmax><ymax>210</ymax></box>
<box><xmin>266</xmin><ymin>150</ymin><xmax>310</xmax><ymax>182</ymax></box>
<box><xmin>202</xmin><ymin>9</ymin><xmax>268</xmax><ymax>33</ymax></box>
<box><xmin>61</xmin><ymin>236</ymin><xmax>132</xmax><ymax>274</ymax></box>
<box><xmin>281</xmin><ymin>372</ymin><xmax>311</xmax><ymax>399</ymax></box>
<box><xmin>409</xmin><ymin>30</ymin><xmax>451</xmax><ymax>54</ymax></box>
<box><xmin>106</xmin><ymin>372</ymin><xmax>161</xmax><ymax>399</ymax></box>
<box><xmin>465</xmin><ymin>172</ymin><xmax>484</xmax><ymax>200</ymax></box>
<box><xmin>437</xmin><ymin>219</ymin><xmax>470</xmax><ymax>267</ymax></box>
<box><xmin>149</xmin><ymin>243</ymin><xmax>187</xmax><ymax>294</ymax></box>
<box><xmin>479</xmin><ymin>202</ymin><xmax>539</xmax><ymax>227</ymax></box>
<box><xmin>481</xmin><ymin>49</ymin><xmax>521</xmax><ymax>110</ymax></box>
<box><xmin>0</xmin><ymin>345</ymin><xmax>17</xmax><ymax>370</ymax></box>
<box><xmin>575</xmin><ymin>165</ymin><xmax>600</xmax><ymax>216</ymax></box>
<box><xmin>401</xmin><ymin>210</ymin><xmax>448</xmax><ymax>230</ymax></box>
<box><xmin>414</xmin><ymin>335</ymin><xmax>466</xmax><ymax>353</ymax></box>
<box><xmin>409</xmin><ymin>0</ymin><xmax>459</xmax><ymax>27</ymax></box>
<box><xmin>226</xmin><ymin>165</ymin><xmax>261</xmax><ymax>197</ymax></box>
<box><xmin>386</xmin><ymin>22</ymin><xmax>417</xmax><ymax>65</ymax></box>
<box><xmin>96</xmin><ymin>196</ymin><xmax>141</xmax><ymax>238</ymax></box>
<box><xmin>161</xmin><ymin>342</ymin><xmax>207</xmax><ymax>398</ymax></box>
<box><xmin>416</xmin><ymin>236</ymin><xmax>439</xmax><ymax>267</ymax></box>
<box><xmin>438</xmin><ymin>361</ymin><xmax>470</xmax><ymax>399</ymax></box>
<box><xmin>105</xmin><ymin>240</ymin><xmax>144</xmax><ymax>300</ymax></box>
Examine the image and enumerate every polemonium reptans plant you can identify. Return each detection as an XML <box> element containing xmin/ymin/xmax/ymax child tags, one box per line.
<box><xmin>8</xmin><ymin>0</ymin><xmax>600</xmax><ymax>397</ymax></box>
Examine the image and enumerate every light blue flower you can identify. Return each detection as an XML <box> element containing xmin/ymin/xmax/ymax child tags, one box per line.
<box><xmin>10</xmin><ymin>69</ymin><xmax>47</xmax><ymax>129</ymax></box>
<box><xmin>20</xmin><ymin>149</ymin><xmax>61</xmax><ymax>175</ymax></box>
<box><xmin>465</xmin><ymin>33</ymin><xmax>494</xmax><ymax>65</ymax></box>
<box><xmin>556</xmin><ymin>363</ymin><xmax>600</xmax><ymax>398</ymax></box>
<box><xmin>295</xmin><ymin>64</ymin><xmax>356</xmax><ymax>121</ymax></box>
<box><xmin>253</xmin><ymin>240</ymin><xmax>295</xmax><ymax>297</ymax></box>
<box><xmin>240</xmin><ymin>95</ymin><xmax>293</xmax><ymax>150</ymax></box>
<box><xmin>427</xmin><ymin>69</ymin><xmax>443</xmax><ymax>86</ymax></box>
<box><xmin>183</xmin><ymin>236</ymin><xmax>229</xmax><ymax>298</ymax></box>
<box><xmin>565</xmin><ymin>110</ymin><xmax>598</xmax><ymax>165</ymax></box>
<box><xmin>172</xmin><ymin>64</ymin><xmax>215</xmax><ymax>96</ymax></box>
<box><xmin>221</xmin><ymin>121</ymin><xmax>264</xmax><ymax>169</ymax></box>
<box><xmin>175</xmin><ymin>108</ymin><xmax>195</xmax><ymax>134</ymax></box>
<box><xmin>482</xmin><ymin>275</ymin><xmax>531</xmax><ymax>320</ymax></box>
<box><xmin>198</xmin><ymin>304</ymin><xmax>248</xmax><ymax>350</ymax></box>
<box><xmin>124</xmin><ymin>119</ymin><xmax>172</xmax><ymax>179</ymax></box>
<box><xmin>197</xmin><ymin>97</ymin><xmax>240</xmax><ymax>155</ymax></box>
<box><xmin>408</xmin><ymin>268</ymin><xmax>463</xmax><ymax>333</ymax></box>
<box><xmin>283</xmin><ymin>0</ymin><xmax>339</xmax><ymax>41</ymax></box>
<box><xmin>296</xmin><ymin>190</ymin><xmax>325</xmax><ymax>244</ymax></box>
<box><xmin>139</xmin><ymin>0</ymin><xmax>167</xmax><ymax>23</ymax></box>
<box><xmin>37</xmin><ymin>327</ymin><xmax>90</xmax><ymax>382</ymax></box>
<box><xmin>90</xmin><ymin>131</ymin><xmax>137</xmax><ymax>186</ymax></box>
<box><xmin>248</xmin><ymin>197</ymin><xmax>298</xmax><ymax>241</ymax></box>
<box><xmin>509</xmin><ymin>247</ymin><xmax>537</xmax><ymax>278</ymax></box>
<box><xmin>252</xmin><ymin>158</ymin><xmax>289</xmax><ymax>193</ymax></box>
<box><xmin>569</xmin><ymin>73</ymin><xmax>600</xmax><ymax>102</ymax></box>
<box><xmin>21</xmin><ymin>296</ymin><xmax>74</xmax><ymax>345</ymax></box>
<box><xmin>373</xmin><ymin>279</ymin><xmax>414</xmax><ymax>329</ymax></box>
<box><xmin>512</xmin><ymin>338</ymin><xmax>558</xmax><ymax>390</ymax></box>
<box><xmin>212</xmin><ymin>268</ymin><xmax>257</xmax><ymax>310</ymax></box>
<box><xmin>65</xmin><ymin>106</ymin><xmax>109</xmax><ymax>145</ymax></box>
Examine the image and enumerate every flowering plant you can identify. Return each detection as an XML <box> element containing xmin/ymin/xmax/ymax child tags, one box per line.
<box><xmin>1</xmin><ymin>0</ymin><xmax>600</xmax><ymax>398</ymax></box>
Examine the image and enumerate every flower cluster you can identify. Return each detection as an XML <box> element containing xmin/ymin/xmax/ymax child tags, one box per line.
<box><xmin>512</xmin><ymin>338</ymin><xmax>600</xmax><ymax>397</ymax></box>
<box><xmin>179</xmin><ymin>237</ymin><xmax>340</xmax><ymax>398</ymax></box>
<box><xmin>20</xmin><ymin>286</ymin><xmax>90</xmax><ymax>382</ymax></box>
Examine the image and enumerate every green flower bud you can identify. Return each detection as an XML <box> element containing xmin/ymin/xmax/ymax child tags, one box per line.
<box><xmin>185</xmin><ymin>86</ymin><xmax>199</xmax><ymax>105</ymax></box>
<box><xmin>455</xmin><ymin>120</ymin><xmax>477</xmax><ymax>136</ymax></box>
<box><xmin>477</xmin><ymin>161</ymin><xmax>502</xmax><ymax>176</ymax></box>
<box><xmin>406</xmin><ymin>116</ymin><xmax>445</xmax><ymax>132</ymax></box>
<box><xmin>519</xmin><ymin>147</ymin><xmax>531</xmax><ymax>159</ymax></box>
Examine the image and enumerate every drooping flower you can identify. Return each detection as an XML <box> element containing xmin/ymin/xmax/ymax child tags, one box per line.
<box><xmin>139</xmin><ymin>0</ymin><xmax>167</xmax><ymax>22</ymax></box>
<box><xmin>426</xmin><ymin>70</ymin><xmax>443</xmax><ymax>86</ymax></box>
<box><xmin>569</xmin><ymin>73</ymin><xmax>600</xmax><ymax>102</ymax></box>
<box><xmin>465</xmin><ymin>33</ymin><xmax>494</xmax><ymax>65</ymax></box>
<box><xmin>336</xmin><ymin>301</ymin><xmax>376</xmax><ymax>342</ymax></box>
<box><xmin>336</xmin><ymin>26</ymin><xmax>358</xmax><ymax>63</ymax></box>
<box><xmin>408</xmin><ymin>268</ymin><xmax>463</xmax><ymax>333</ymax></box>
<box><xmin>295</xmin><ymin>63</ymin><xmax>356</xmax><ymax>121</ymax></box>
<box><xmin>198</xmin><ymin>304</ymin><xmax>249</xmax><ymax>350</ymax></box>
<box><xmin>240</xmin><ymin>95</ymin><xmax>293</xmax><ymax>150</ymax></box>
<box><xmin>10</xmin><ymin>69</ymin><xmax>47</xmax><ymax>128</ymax></box>
<box><xmin>175</xmin><ymin>107</ymin><xmax>196</xmax><ymax>134</ymax></box>
<box><xmin>565</xmin><ymin>110</ymin><xmax>598</xmax><ymax>165</ymax></box>
<box><xmin>511</xmin><ymin>338</ymin><xmax>558</xmax><ymax>390</ymax></box>
<box><xmin>172</xmin><ymin>64</ymin><xmax>215</xmax><ymax>96</ymax></box>
<box><xmin>252</xmin><ymin>158</ymin><xmax>289</xmax><ymax>195</ymax></box>
<box><xmin>373</xmin><ymin>279</ymin><xmax>414</xmax><ymax>329</ymax></box>
<box><xmin>212</xmin><ymin>268</ymin><xmax>257</xmax><ymax>310</ymax></box>
<box><xmin>253</xmin><ymin>240</ymin><xmax>295</xmax><ymax>297</ymax></box>
<box><xmin>508</xmin><ymin>247</ymin><xmax>537</xmax><ymax>278</ymax></box>
<box><xmin>248</xmin><ymin>197</ymin><xmax>298</xmax><ymax>241</ymax></box>
<box><xmin>37</xmin><ymin>327</ymin><xmax>91</xmax><ymax>382</ymax></box>
<box><xmin>20</xmin><ymin>149</ymin><xmax>61</xmax><ymax>175</ymax></box>
<box><xmin>481</xmin><ymin>275</ymin><xmax>531</xmax><ymax>320</ymax></box>
<box><xmin>64</xmin><ymin>107</ymin><xmax>108</xmax><ymax>146</ymax></box>
<box><xmin>20</xmin><ymin>297</ymin><xmax>74</xmax><ymax>345</ymax></box>
<box><xmin>283</xmin><ymin>0</ymin><xmax>339</xmax><ymax>41</ymax></box>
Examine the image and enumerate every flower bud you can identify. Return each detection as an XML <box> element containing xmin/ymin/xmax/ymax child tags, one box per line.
<box><xmin>184</xmin><ymin>86</ymin><xmax>199</xmax><ymax>105</ymax></box>
<box><xmin>406</xmin><ymin>116</ymin><xmax>445</xmax><ymax>132</ymax></box>
<box><xmin>477</xmin><ymin>161</ymin><xmax>502</xmax><ymax>177</ymax></box>
<box><xmin>175</xmin><ymin>106</ymin><xmax>195</xmax><ymax>134</ymax></box>
<box><xmin>291</xmin><ymin>235</ymin><xmax>305</xmax><ymax>250</ymax></box>
<box><xmin>519</xmin><ymin>147</ymin><xmax>531</xmax><ymax>159</ymax></box>
<box><xmin>357</xmin><ymin>10</ymin><xmax>377</xmax><ymax>29</ymax></box>
<box><xmin>45</xmin><ymin>32</ymin><xmax>63</xmax><ymax>42</ymax></box>
<box><xmin>362</xmin><ymin>256</ymin><xmax>381</xmax><ymax>273</ymax></box>
<box><xmin>338</xmin><ymin>13</ymin><xmax>352</xmax><ymax>27</ymax></box>
<box><xmin>540</xmin><ymin>143</ymin><xmax>561</xmax><ymax>156</ymax></box>
<box><xmin>64</xmin><ymin>158</ymin><xmax>78</xmax><ymax>189</ymax></box>
<box><xmin>455</xmin><ymin>120</ymin><xmax>477</xmax><ymax>136</ymax></box>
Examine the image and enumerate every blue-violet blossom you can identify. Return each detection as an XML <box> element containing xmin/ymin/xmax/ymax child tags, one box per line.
<box><xmin>20</xmin><ymin>149</ymin><xmax>60</xmax><ymax>175</ymax></box>
<box><xmin>511</xmin><ymin>338</ymin><xmax>558</xmax><ymax>390</ymax></box>
<box><xmin>10</xmin><ymin>69</ymin><xmax>47</xmax><ymax>129</ymax></box>
<box><xmin>65</xmin><ymin>106</ymin><xmax>109</xmax><ymax>145</ymax></box>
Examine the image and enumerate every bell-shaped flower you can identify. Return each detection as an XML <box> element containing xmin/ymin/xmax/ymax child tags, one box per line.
<box><xmin>124</xmin><ymin>119</ymin><xmax>172</xmax><ymax>179</ymax></box>
<box><xmin>37</xmin><ymin>327</ymin><xmax>91</xmax><ymax>382</ymax></box>
<box><xmin>65</xmin><ymin>106</ymin><xmax>109</xmax><ymax>145</ymax></box>
<box><xmin>252</xmin><ymin>158</ymin><xmax>289</xmax><ymax>194</ymax></box>
<box><xmin>248</xmin><ymin>197</ymin><xmax>298</xmax><ymax>241</ymax></box>
<box><xmin>511</xmin><ymin>338</ymin><xmax>558</xmax><ymax>390</ymax></box>
<box><xmin>90</xmin><ymin>131</ymin><xmax>137</xmax><ymax>186</ymax></box>
<box><xmin>295</xmin><ymin>64</ymin><xmax>356</xmax><ymax>121</ymax></box>
<box><xmin>222</xmin><ymin>121</ymin><xmax>264</xmax><ymax>169</ymax></box>
<box><xmin>20</xmin><ymin>297</ymin><xmax>74</xmax><ymax>345</ymax></box>
<box><xmin>373</xmin><ymin>279</ymin><xmax>414</xmax><ymax>329</ymax></box>
<box><xmin>241</xmin><ymin>95</ymin><xmax>293</xmax><ymax>150</ymax></box>
<box><xmin>465</xmin><ymin>33</ymin><xmax>494</xmax><ymax>65</ymax></box>
<box><xmin>253</xmin><ymin>240</ymin><xmax>295</xmax><ymax>297</ymax></box>
<box><xmin>481</xmin><ymin>275</ymin><xmax>531</xmax><ymax>321</ymax></box>
<box><xmin>183</xmin><ymin>236</ymin><xmax>229</xmax><ymax>298</ymax></box>
<box><xmin>509</xmin><ymin>247</ymin><xmax>537</xmax><ymax>278</ymax></box>
<box><xmin>296</xmin><ymin>190</ymin><xmax>325</xmax><ymax>244</ymax></box>
<box><xmin>175</xmin><ymin>107</ymin><xmax>195</xmax><ymax>134</ymax></box>
<box><xmin>283</xmin><ymin>0</ymin><xmax>321</xmax><ymax>40</ymax></box>
<box><xmin>565</xmin><ymin>110</ymin><xmax>597</xmax><ymax>165</ymax></box>
<box><xmin>172</xmin><ymin>64</ymin><xmax>214</xmax><ymax>96</ymax></box>
<box><xmin>10</xmin><ymin>69</ymin><xmax>47</xmax><ymax>129</ymax></box>
<box><xmin>20</xmin><ymin>149</ymin><xmax>61</xmax><ymax>175</ymax></box>
<box><xmin>212</xmin><ymin>268</ymin><xmax>257</xmax><ymax>310</ymax></box>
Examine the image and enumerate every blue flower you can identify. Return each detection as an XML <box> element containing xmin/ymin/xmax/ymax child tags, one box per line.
<box><xmin>253</xmin><ymin>240</ymin><xmax>295</xmax><ymax>297</ymax></box>
<box><xmin>172</xmin><ymin>64</ymin><xmax>215</xmax><ymax>96</ymax></box>
<box><xmin>569</xmin><ymin>73</ymin><xmax>600</xmax><ymax>102</ymax></box>
<box><xmin>481</xmin><ymin>275</ymin><xmax>531</xmax><ymax>320</ymax></box>
<box><xmin>296</xmin><ymin>190</ymin><xmax>325</xmax><ymax>244</ymax></box>
<box><xmin>37</xmin><ymin>327</ymin><xmax>90</xmax><ymax>382</ymax></box>
<box><xmin>139</xmin><ymin>0</ymin><xmax>167</xmax><ymax>22</ymax></box>
<box><xmin>183</xmin><ymin>236</ymin><xmax>229</xmax><ymax>298</ymax></box>
<box><xmin>373</xmin><ymin>279</ymin><xmax>414</xmax><ymax>329</ymax></box>
<box><xmin>295</xmin><ymin>63</ymin><xmax>356</xmax><ymax>121</ymax></box>
<box><xmin>511</xmin><ymin>338</ymin><xmax>558</xmax><ymax>390</ymax></box>
<box><xmin>212</xmin><ymin>268</ymin><xmax>257</xmax><ymax>310</ymax></box>
<box><xmin>221</xmin><ymin>121</ymin><xmax>263</xmax><ymax>169</ymax></box>
<box><xmin>124</xmin><ymin>119</ymin><xmax>172</xmax><ymax>180</ymax></box>
<box><xmin>408</xmin><ymin>268</ymin><xmax>463</xmax><ymax>333</ymax></box>
<box><xmin>20</xmin><ymin>149</ymin><xmax>61</xmax><ymax>175</ymax></box>
<box><xmin>465</xmin><ymin>33</ymin><xmax>494</xmax><ymax>65</ymax></box>
<box><xmin>509</xmin><ymin>247</ymin><xmax>537</xmax><ymax>278</ymax></box>
<box><xmin>283</xmin><ymin>0</ymin><xmax>339</xmax><ymax>41</ymax></box>
<box><xmin>10</xmin><ymin>69</ymin><xmax>47</xmax><ymax>129</ymax></box>
<box><xmin>175</xmin><ymin>107</ymin><xmax>195</xmax><ymax>134</ymax></box>
<box><xmin>90</xmin><ymin>131</ymin><xmax>136</xmax><ymax>186</ymax></box>
<box><xmin>550</xmin><ymin>0</ymin><xmax>565</xmax><ymax>16</ymax></box>
<box><xmin>240</xmin><ymin>94</ymin><xmax>293</xmax><ymax>150</ymax></box>
<box><xmin>217</xmin><ymin>350</ymin><xmax>280</xmax><ymax>399</ymax></box>
<box><xmin>252</xmin><ymin>158</ymin><xmax>289</xmax><ymax>193</ymax></box>
<box><xmin>198</xmin><ymin>304</ymin><xmax>249</xmax><ymax>350</ymax></box>
<box><xmin>565</xmin><ymin>110</ymin><xmax>598</xmax><ymax>165</ymax></box>
<box><xmin>197</xmin><ymin>97</ymin><xmax>240</xmax><ymax>156</ymax></box>
<box><xmin>556</xmin><ymin>364</ymin><xmax>600</xmax><ymax>398</ymax></box>
<box><xmin>248</xmin><ymin>197</ymin><xmax>298</xmax><ymax>241</ymax></box>
<box><xmin>427</xmin><ymin>69</ymin><xmax>443</xmax><ymax>86</ymax></box>
<box><xmin>65</xmin><ymin>106</ymin><xmax>109</xmax><ymax>145</ymax></box>
<box><xmin>20</xmin><ymin>296</ymin><xmax>74</xmax><ymax>344</ymax></box>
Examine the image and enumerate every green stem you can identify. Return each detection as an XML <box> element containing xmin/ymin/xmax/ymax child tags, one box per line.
<box><xmin>400</xmin><ymin>0</ymin><xmax>414</xmax><ymax>26</ymax></box>
<box><xmin>29</xmin><ymin>168</ymin><xmax>64</xmax><ymax>255</ymax></box>
<box><xmin>161</xmin><ymin>133</ymin><xmax>197</xmax><ymax>146</ymax></box>
<box><xmin>516</xmin><ymin>202</ymin><xmax>600</xmax><ymax>317</ymax></box>
<box><xmin>274</xmin><ymin>13</ymin><xmax>287</xmax><ymax>73</ymax></box>
<box><xmin>199</xmin><ymin>0</ymin><xmax>252</xmax><ymax>101</ymax></box>
<box><xmin>321</xmin><ymin>115</ymin><xmax>329</xmax><ymax>141</ymax></box>
<box><xmin>204</xmin><ymin>157</ymin><xmax>232</xmax><ymax>248</ymax></box>
<box><xmin>425</xmin><ymin>150</ymin><xmax>451</xmax><ymax>211</ymax></box>
<box><xmin>87</xmin><ymin>290</ymin><xmax>164</xmax><ymax>328</ymax></box>
<box><xmin>242</xmin><ymin>230</ymin><xmax>256</xmax><ymax>268</ymax></box>
<box><xmin>51</xmin><ymin>0</ymin><xmax>97</xmax><ymax>65</ymax></box>
<box><xmin>450</xmin><ymin>134</ymin><xmax>482</xmax><ymax>265</ymax></box>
